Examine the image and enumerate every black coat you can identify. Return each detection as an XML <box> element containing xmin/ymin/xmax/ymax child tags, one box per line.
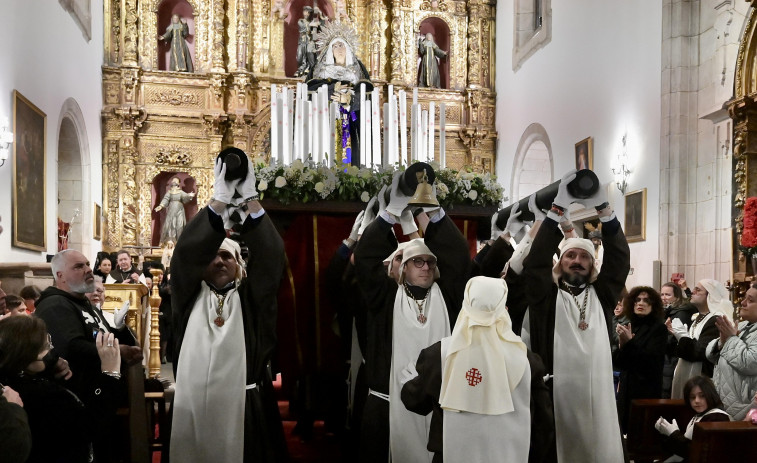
<box><xmin>170</xmin><ymin>207</ymin><xmax>288</xmax><ymax>462</ymax></box>
<box><xmin>400</xmin><ymin>341</ymin><xmax>555</xmax><ymax>463</ymax></box>
<box><xmin>613</xmin><ymin>315</ymin><xmax>668</xmax><ymax>433</ymax></box>
<box><xmin>0</xmin><ymin>395</ymin><xmax>31</xmax><ymax>463</ymax></box>
<box><xmin>674</xmin><ymin>316</ymin><xmax>719</xmax><ymax>378</ymax></box>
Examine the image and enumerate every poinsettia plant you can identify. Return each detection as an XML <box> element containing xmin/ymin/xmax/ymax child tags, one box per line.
<box><xmin>741</xmin><ymin>197</ymin><xmax>757</xmax><ymax>257</ymax></box>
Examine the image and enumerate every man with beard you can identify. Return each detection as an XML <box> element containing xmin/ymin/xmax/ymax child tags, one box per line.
<box><xmin>106</xmin><ymin>250</ymin><xmax>147</xmax><ymax>285</ymax></box>
<box><xmin>522</xmin><ymin>170</ymin><xmax>630</xmax><ymax>463</ymax></box>
<box><xmin>35</xmin><ymin>249</ymin><xmax>142</xmax><ymax>462</ymax></box>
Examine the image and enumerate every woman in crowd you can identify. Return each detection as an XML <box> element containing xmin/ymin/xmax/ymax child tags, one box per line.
<box><xmin>613</xmin><ymin>286</ymin><xmax>668</xmax><ymax>433</ymax></box>
<box><xmin>19</xmin><ymin>285</ymin><xmax>41</xmax><ymax>314</ymax></box>
<box><xmin>706</xmin><ymin>282</ymin><xmax>757</xmax><ymax>420</ymax></box>
<box><xmin>661</xmin><ymin>282</ymin><xmax>697</xmax><ymax>398</ymax></box>
<box><xmin>655</xmin><ymin>376</ymin><xmax>730</xmax><ymax>461</ymax></box>
<box><xmin>0</xmin><ymin>316</ymin><xmax>122</xmax><ymax>463</ymax></box>
<box><xmin>93</xmin><ymin>252</ymin><xmax>113</xmax><ymax>281</ymax></box>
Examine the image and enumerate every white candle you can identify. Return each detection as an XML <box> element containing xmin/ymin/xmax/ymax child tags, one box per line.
<box><xmin>319</xmin><ymin>85</ymin><xmax>329</xmax><ymax>164</ymax></box>
<box><xmin>293</xmin><ymin>84</ymin><xmax>302</xmax><ymax>160</ymax></box>
<box><xmin>439</xmin><ymin>103</ymin><xmax>446</xmax><ymax>169</ymax></box>
<box><xmin>282</xmin><ymin>87</ymin><xmax>291</xmax><ymax>165</ymax></box>
<box><xmin>420</xmin><ymin>110</ymin><xmax>428</xmax><ymax>164</ymax></box>
<box><xmin>428</xmin><ymin>101</ymin><xmax>435</xmax><ymax>163</ymax></box>
<box><xmin>364</xmin><ymin>99</ymin><xmax>372</xmax><ymax>168</ymax></box>
<box><xmin>413</xmin><ymin>87</ymin><xmax>418</xmax><ymax>106</ymax></box>
<box><xmin>271</xmin><ymin>84</ymin><xmax>279</xmax><ymax>164</ymax></box>
<box><xmin>399</xmin><ymin>90</ymin><xmax>407</xmax><ymax>167</ymax></box>
<box><xmin>383</xmin><ymin>102</ymin><xmax>389</xmax><ymax>167</ymax></box>
<box><xmin>371</xmin><ymin>89</ymin><xmax>380</xmax><ymax>168</ymax></box>
<box><xmin>389</xmin><ymin>94</ymin><xmax>398</xmax><ymax>166</ymax></box>
<box><xmin>413</xmin><ymin>104</ymin><xmax>422</xmax><ymax>162</ymax></box>
<box><xmin>359</xmin><ymin>83</ymin><xmax>366</xmax><ymax>167</ymax></box>
<box><xmin>312</xmin><ymin>95</ymin><xmax>320</xmax><ymax>163</ymax></box>
<box><xmin>306</xmin><ymin>100</ymin><xmax>313</xmax><ymax>161</ymax></box>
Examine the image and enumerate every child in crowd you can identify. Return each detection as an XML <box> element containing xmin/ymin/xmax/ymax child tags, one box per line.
<box><xmin>655</xmin><ymin>375</ymin><xmax>730</xmax><ymax>461</ymax></box>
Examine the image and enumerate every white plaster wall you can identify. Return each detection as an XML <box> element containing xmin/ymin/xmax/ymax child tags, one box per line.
<box><xmin>0</xmin><ymin>1</ymin><xmax>103</xmax><ymax>263</ymax></box>
<box><xmin>495</xmin><ymin>0</ymin><xmax>662</xmax><ymax>288</ymax></box>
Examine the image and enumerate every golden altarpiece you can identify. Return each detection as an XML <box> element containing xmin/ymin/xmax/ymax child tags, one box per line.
<box><xmin>101</xmin><ymin>0</ymin><xmax>498</xmax><ymax>251</ymax></box>
<box><xmin>729</xmin><ymin>3</ymin><xmax>757</xmax><ymax>305</ymax></box>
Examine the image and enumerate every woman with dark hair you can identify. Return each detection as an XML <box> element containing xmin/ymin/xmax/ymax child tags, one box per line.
<box><xmin>655</xmin><ymin>375</ymin><xmax>730</xmax><ymax>461</ymax></box>
<box><xmin>92</xmin><ymin>252</ymin><xmax>113</xmax><ymax>281</ymax></box>
<box><xmin>0</xmin><ymin>316</ymin><xmax>121</xmax><ymax>463</ymax></box>
<box><xmin>613</xmin><ymin>285</ymin><xmax>669</xmax><ymax>433</ymax></box>
<box><xmin>661</xmin><ymin>282</ymin><xmax>697</xmax><ymax>398</ymax></box>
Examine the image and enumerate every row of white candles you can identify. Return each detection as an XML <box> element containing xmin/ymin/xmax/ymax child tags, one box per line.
<box><xmin>270</xmin><ymin>83</ymin><xmax>446</xmax><ymax>168</ymax></box>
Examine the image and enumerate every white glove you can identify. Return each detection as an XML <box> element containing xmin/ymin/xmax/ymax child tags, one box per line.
<box><xmin>528</xmin><ymin>193</ymin><xmax>546</xmax><ymax>222</ymax></box>
<box><xmin>213</xmin><ymin>158</ymin><xmax>238</xmax><ymax>204</ymax></box>
<box><xmin>114</xmin><ymin>300</ymin><xmax>130</xmax><ymax>329</ymax></box>
<box><xmin>377</xmin><ymin>185</ymin><xmax>389</xmax><ymax>217</ymax></box>
<box><xmin>349</xmin><ymin>210</ymin><xmax>365</xmax><ymax>241</ymax></box>
<box><xmin>671</xmin><ymin>318</ymin><xmax>689</xmax><ymax>340</ymax></box>
<box><xmin>385</xmin><ymin>173</ymin><xmax>411</xmax><ymax>217</ymax></box>
<box><xmin>359</xmin><ymin>197</ymin><xmax>378</xmax><ymax>235</ymax></box>
<box><xmin>588</xmin><ymin>184</ymin><xmax>609</xmax><ymax>210</ymax></box>
<box><xmin>505</xmin><ymin>202</ymin><xmax>526</xmax><ymax>238</ymax></box>
<box><xmin>235</xmin><ymin>157</ymin><xmax>258</xmax><ymax>203</ymax></box>
<box><xmin>552</xmin><ymin>170</ymin><xmax>580</xmax><ymax>211</ymax></box>
<box><xmin>399</xmin><ymin>210</ymin><xmax>418</xmax><ymax>235</ymax></box>
<box><xmin>491</xmin><ymin>211</ymin><xmax>504</xmax><ymax>241</ymax></box>
<box><xmin>655</xmin><ymin>417</ymin><xmax>679</xmax><ymax>436</ymax></box>
<box><xmin>400</xmin><ymin>362</ymin><xmax>419</xmax><ymax>385</ymax></box>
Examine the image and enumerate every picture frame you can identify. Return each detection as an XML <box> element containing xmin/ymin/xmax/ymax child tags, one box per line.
<box><xmin>575</xmin><ymin>136</ymin><xmax>593</xmax><ymax>170</ymax></box>
<box><xmin>93</xmin><ymin>203</ymin><xmax>102</xmax><ymax>241</ymax></box>
<box><xmin>12</xmin><ymin>90</ymin><xmax>47</xmax><ymax>251</ymax></box>
<box><xmin>624</xmin><ymin>188</ymin><xmax>647</xmax><ymax>243</ymax></box>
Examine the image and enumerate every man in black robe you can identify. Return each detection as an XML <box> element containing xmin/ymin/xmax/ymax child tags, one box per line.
<box><xmin>353</xmin><ymin>176</ymin><xmax>470</xmax><ymax>463</ymax></box>
<box><xmin>169</xmin><ymin>156</ymin><xmax>288</xmax><ymax>462</ymax></box>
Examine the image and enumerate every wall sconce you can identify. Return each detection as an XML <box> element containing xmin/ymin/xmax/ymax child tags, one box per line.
<box><xmin>612</xmin><ymin>134</ymin><xmax>631</xmax><ymax>194</ymax></box>
<box><xmin>0</xmin><ymin>117</ymin><xmax>13</xmax><ymax>167</ymax></box>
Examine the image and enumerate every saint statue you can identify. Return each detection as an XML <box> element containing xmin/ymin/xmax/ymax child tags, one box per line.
<box><xmin>307</xmin><ymin>21</ymin><xmax>372</xmax><ymax>165</ymax></box>
<box><xmin>154</xmin><ymin>177</ymin><xmax>195</xmax><ymax>245</ymax></box>
<box><xmin>159</xmin><ymin>14</ymin><xmax>194</xmax><ymax>72</ymax></box>
<box><xmin>295</xmin><ymin>6</ymin><xmax>314</xmax><ymax>77</ymax></box>
<box><xmin>418</xmin><ymin>33</ymin><xmax>447</xmax><ymax>88</ymax></box>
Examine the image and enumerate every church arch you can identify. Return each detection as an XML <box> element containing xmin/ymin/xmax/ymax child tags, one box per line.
<box><xmin>56</xmin><ymin>98</ymin><xmax>92</xmax><ymax>258</ymax></box>
<box><xmin>510</xmin><ymin>123</ymin><xmax>553</xmax><ymax>204</ymax></box>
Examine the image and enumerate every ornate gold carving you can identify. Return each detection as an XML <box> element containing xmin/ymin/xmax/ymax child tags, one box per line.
<box><xmin>123</xmin><ymin>0</ymin><xmax>138</xmax><ymax>66</ymax></box>
<box><xmin>113</xmin><ymin>106</ymin><xmax>146</xmax><ymax>131</ymax></box>
<box><xmin>155</xmin><ymin>145</ymin><xmax>192</xmax><ymax>165</ymax></box>
<box><xmin>111</xmin><ymin>0</ymin><xmax>121</xmax><ymax>63</ymax></box>
<box><xmin>209</xmin><ymin>73</ymin><xmax>227</xmax><ymax>106</ymax></box>
<box><xmin>146</xmin><ymin>87</ymin><xmax>203</xmax><ymax>107</ymax></box>
<box><xmin>420</xmin><ymin>0</ymin><xmax>449</xmax><ymax>12</ymax></box>
<box><xmin>458</xmin><ymin>126</ymin><xmax>488</xmax><ymax>149</ymax></box>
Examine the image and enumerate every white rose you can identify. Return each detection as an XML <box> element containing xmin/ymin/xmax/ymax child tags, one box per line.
<box><xmin>347</xmin><ymin>165</ymin><xmax>360</xmax><ymax>176</ymax></box>
<box><xmin>314</xmin><ymin>182</ymin><xmax>325</xmax><ymax>193</ymax></box>
<box><xmin>258</xmin><ymin>179</ymin><xmax>268</xmax><ymax>191</ymax></box>
<box><xmin>275</xmin><ymin>176</ymin><xmax>287</xmax><ymax>188</ymax></box>
<box><xmin>468</xmin><ymin>190</ymin><xmax>478</xmax><ymax>200</ymax></box>
<box><xmin>291</xmin><ymin>159</ymin><xmax>305</xmax><ymax>171</ymax></box>
<box><xmin>361</xmin><ymin>191</ymin><xmax>370</xmax><ymax>202</ymax></box>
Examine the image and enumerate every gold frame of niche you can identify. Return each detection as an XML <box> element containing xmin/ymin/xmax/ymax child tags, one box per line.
<box><xmin>101</xmin><ymin>0</ymin><xmax>498</xmax><ymax>253</ymax></box>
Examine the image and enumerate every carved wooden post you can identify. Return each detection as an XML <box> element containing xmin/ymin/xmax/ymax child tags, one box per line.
<box><xmin>148</xmin><ymin>269</ymin><xmax>163</xmax><ymax>378</ymax></box>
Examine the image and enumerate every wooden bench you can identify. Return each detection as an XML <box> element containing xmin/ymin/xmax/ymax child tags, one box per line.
<box><xmin>627</xmin><ymin>398</ymin><xmax>757</xmax><ymax>463</ymax></box>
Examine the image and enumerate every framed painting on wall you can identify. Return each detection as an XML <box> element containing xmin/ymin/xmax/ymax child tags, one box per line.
<box><xmin>93</xmin><ymin>203</ymin><xmax>102</xmax><ymax>241</ymax></box>
<box><xmin>575</xmin><ymin>136</ymin><xmax>593</xmax><ymax>170</ymax></box>
<box><xmin>624</xmin><ymin>188</ymin><xmax>646</xmax><ymax>243</ymax></box>
<box><xmin>12</xmin><ymin>90</ymin><xmax>47</xmax><ymax>251</ymax></box>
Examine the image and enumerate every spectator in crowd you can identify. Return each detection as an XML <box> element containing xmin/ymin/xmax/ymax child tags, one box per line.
<box><xmin>706</xmin><ymin>282</ymin><xmax>757</xmax><ymax>420</ymax></box>
<box><xmin>35</xmin><ymin>249</ymin><xmax>141</xmax><ymax>462</ymax></box>
<box><xmin>0</xmin><ymin>315</ymin><xmax>122</xmax><ymax>463</ymax></box>
<box><xmin>613</xmin><ymin>286</ymin><xmax>668</xmax><ymax>433</ymax></box>
<box><xmin>0</xmin><ymin>383</ymin><xmax>31</xmax><ymax>463</ymax></box>
<box><xmin>655</xmin><ymin>376</ymin><xmax>730</xmax><ymax>461</ymax></box>
<box><xmin>668</xmin><ymin>279</ymin><xmax>732</xmax><ymax>398</ymax></box>
<box><xmin>661</xmin><ymin>282</ymin><xmax>697</xmax><ymax>398</ymax></box>
<box><xmin>3</xmin><ymin>295</ymin><xmax>30</xmax><ymax>317</ymax></box>
<box><xmin>19</xmin><ymin>285</ymin><xmax>41</xmax><ymax>314</ymax></box>
<box><xmin>93</xmin><ymin>253</ymin><xmax>113</xmax><ymax>281</ymax></box>
<box><xmin>106</xmin><ymin>250</ymin><xmax>146</xmax><ymax>284</ymax></box>
<box><xmin>0</xmin><ymin>281</ymin><xmax>6</xmax><ymax>315</ymax></box>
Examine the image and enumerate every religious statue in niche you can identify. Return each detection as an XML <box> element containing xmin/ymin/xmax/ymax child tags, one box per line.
<box><xmin>417</xmin><ymin>32</ymin><xmax>447</xmax><ymax>88</ymax></box>
<box><xmin>295</xmin><ymin>6</ymin><xmax>315</xmax><ymax>77</ymax></box>
<box><xmin>307</xmin><ymin>21</ymin><xmax>372</xmax><ymax>165</ymax></box>
<box><xmin>154</xmin><ymin>177</ymin><xmax>195</xmax><ymax>245</ymax></box>
<box><xmin>159</xmin><ymin>14</ymin><xmax>194</xmax><ymax>72</ymax></box>
<box><xmin>334</xmin><ymin>0</ymin><xmax>348</xmax><ymax>21</ymax></box>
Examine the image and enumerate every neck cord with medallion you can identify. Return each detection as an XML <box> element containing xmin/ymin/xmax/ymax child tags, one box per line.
<box><xmin>562</xmin><ymin>281</ymin><xmax>590</xmax><ymax>330</ymax></box>
<box><xmin>208</xmin><ymin>286</ymin><xmax>234</xmax><ymax>327</ymax></box>
<box><xmin>690</xmin><ymin>310</ymin><xmax>710</xmax><ymax>332</ymax></box>
<box><xmin>404</xmin><ymin>283</ymin><xmax>431</xmax><ymax>324</ymax></box>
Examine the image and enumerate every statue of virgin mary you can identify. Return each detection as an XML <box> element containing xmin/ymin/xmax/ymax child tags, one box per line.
<box><xmin>307</xmin><ymin>21</ymin><xmax>372</xmax><ymax>166</ymax></box>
